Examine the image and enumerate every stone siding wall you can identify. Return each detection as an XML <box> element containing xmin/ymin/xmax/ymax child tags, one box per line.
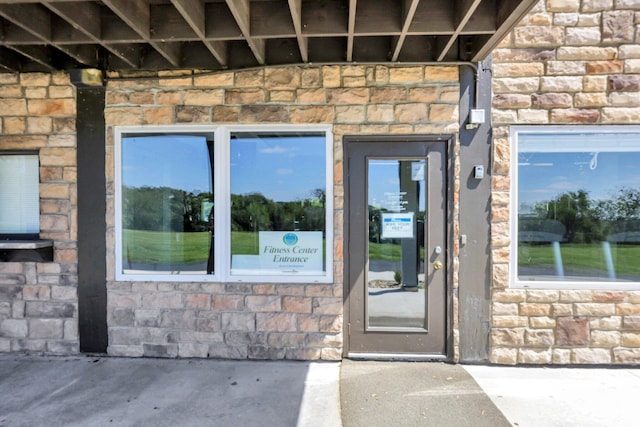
<box><xmin>491</xmin><ymin>0</ymin><xmax>640</xmax><ymax>364</ymax></box>
<box><xmin>0</xmin><ymin>72</ymin><xmax>78</xmax><ymax>354</ymax></box>
<box><xmin>104</xmin><ymin>65</ymin><xmax>460</xmax><ymax>360</ymax></box>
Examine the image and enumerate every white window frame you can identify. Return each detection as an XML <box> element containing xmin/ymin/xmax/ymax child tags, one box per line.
<box><xmin>0</xmin><ymin>152</ymin><xmax>40</xmax><ymax>235</ymax></box>
<box><xmin>115</xmin><ymin>124</ymin><xmax>334</xmax><ymax>283</ymax></box>
<box><xmin>510</xmin><ymin>125</ymin><xmax>640</xmax><ymax>290</ymax></box>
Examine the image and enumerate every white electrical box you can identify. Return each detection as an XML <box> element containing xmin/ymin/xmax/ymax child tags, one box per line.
<box><xmin>470</xmin><ymin>109</ymin><xmax>485</xmax><ymax>124</ymax></box>
<box><xmin>474</xmin><ymin>165</ymin><xmax>484</xmax><ymax>179</ymax></box>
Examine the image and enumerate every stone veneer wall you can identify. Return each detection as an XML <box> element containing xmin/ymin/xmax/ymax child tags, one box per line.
<box><xmin>104</xmin><ymin>65</ymin><xmax>460</xmax><ymax>360</ymax></box>
<box><xmin>0</xmin><ymin>72</ymin><xmax>79</xmax><ymax>354</ymax></box>
<box><xmin>491</xmin><ymin>0</ymin><xmax>640</xmax><ymax>364</ymax></box>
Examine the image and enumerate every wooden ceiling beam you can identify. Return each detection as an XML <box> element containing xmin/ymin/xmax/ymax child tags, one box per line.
<box><xmin>391</xmin><ymin>0</ymin><xmax>420</xmax><ymax>62</ymax></box>
<box><xmin>288</xmin><ymin>0</ymin><xmax>308</xmax><ymax>62</ymax></box>
<box><xmin>6</xmin><ymin>45</ymin><xmax>56</xmax><ymax>71</ymax></box>
<box><xmin>102</xmin><ymin>0</ymin><xmax>181</xmax><ymax>67</ymax></box>
<box><xmin>171</xmin><ymin>0</ymin><xmax>227</xmax><ymax>66</ymax></box>
<box><xmin>437</xmin><ymin>0</ymin><xmax>483</xmax><ymax>61</ymax></box>
<box><xmin>225</xmin><ymin>0</ymin><xmax>265</xmax><ymax>65</ymax></box>
<box><xmin>346</xmin><ymin>0</ymin><xmax>357</xmax><ymax>61</ymax></box>
<box><xmin>471</xmin><ymin>0</ymin><xmax>538</xmax><ymax>62</ymax></box>
<box><xmin>44</xmin><ymin>1</ymin><xmax>138</xmax><ymax>68</ymax></box>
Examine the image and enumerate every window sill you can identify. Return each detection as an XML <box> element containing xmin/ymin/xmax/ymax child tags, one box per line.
<box><xmin>0</xmin><ymin>239</ymin><xmax>54</xmax><ymax>262</ymax></box>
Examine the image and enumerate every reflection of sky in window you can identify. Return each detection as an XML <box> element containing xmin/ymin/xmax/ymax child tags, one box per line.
<box><xmin>122</xmin><ymin>135</ymin><xmax>212</xmax><ymax>194</ymax></box>
<box><xmin>518</xmin><ymin>151</ymin><xmax>640</xmax><ymax>211</ymax></box>
<box><xmin>368</xmin><ymin>160</ymin><xmax>426</xmax><ymax>211</ymax></box>
<box><xmin>230</xmin><ymin>135</ymin><xmax>325</xmax><ymax>202</ymax></box>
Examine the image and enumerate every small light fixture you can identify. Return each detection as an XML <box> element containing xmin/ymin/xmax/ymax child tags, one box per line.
<box><xmin>70</xmin><ymin>69</ymin><xmax>105</xmax><ymax>87</ymax></box>
<box><xmin>465</xmin><ymin>109</ymin><xmax>486</xmax><ymax>130</ymax></box>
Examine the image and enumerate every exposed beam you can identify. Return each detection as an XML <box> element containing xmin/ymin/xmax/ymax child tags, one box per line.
<box><xmin>44</xmin><ymin>1</ymin><xmax>138</xmax><ymax>68</ymax></box>
<box><xmin>471</xmin><ymin>0</ymin><xmax>538</xmax><ymax>61</ymax></box>
<box><xmin>437</xmin><ymin>0</ymin><xmax>483</xmax><ymax>62</ymax></box>
<box><xmin>171</xmin><ymin>0</ymin><xmax>227</xmax><ymax>66</ymax></box>
<box><xmin>391</xmin><ymin>0</ymin><xmax>420</xmax><ymax>61</ymax></box>
<box><xmin>225</xmin><ymin>0</ymin><xmax>265</xmax><ymax>64</ymax></box>
<box><xmin>6</xmin><ymin>45</ymin><xmax>56</xmax><ymax>71</ymax></box>
<box><xmin>288</xmin><ymin>0</ymin><xmax>308</xmax><ymax>62</ymax></box>
<box><xmin>0</xmin><ymin>3</ymin><xmax>98</xmax><ymax>67</ymax></box>
<box><xmin>346</xmin><ymin>0</ymin><xmax>357</xmax><ymax>61</ymax></box>
<box><xmin>102</xmin><ymin>0</ymin><xmax>181</xmax><ymax>67</ymax></box>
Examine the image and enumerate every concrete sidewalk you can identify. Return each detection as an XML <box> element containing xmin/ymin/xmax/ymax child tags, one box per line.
<box><xmin>0</xmin><ymin>355</ymin><xmax>340</xmax><ymax>427</ymax></box>
<box><xmin>2</xmin><ymin>355</ymin><xmax>640</xmax><ymax>426</ymax></box>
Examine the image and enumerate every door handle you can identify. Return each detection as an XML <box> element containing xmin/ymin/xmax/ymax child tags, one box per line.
<box><xmin>433</xmin><ymin>261</ymin><xmax>443</xmax><ymax>270</ymax></box>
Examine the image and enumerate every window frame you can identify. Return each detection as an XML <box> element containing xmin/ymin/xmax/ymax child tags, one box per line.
<box><xmin>0</xmin><ymin>151</ymin><xmax>40</xmax><ymax>237</ymax></box>
<box><xmin>510</xmin><ymin>125</ymin><xmax>640</xmax><ymax>290</ymax></box>
<box><xmin>114</xmin><ymin>124</ymin><xmax>334</xmax><ymax>283</ymax></box>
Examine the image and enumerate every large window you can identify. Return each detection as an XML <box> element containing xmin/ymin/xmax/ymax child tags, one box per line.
<box><xmin>0</xmin><ymin>153</ymin><xmax>39</xmax><ymax>236</ymax></box>
<box><xmin>512</xmin><ymin>127</ymin><xmax>640</xmax><ymax>289</ymax></box>
<box><xmin>115</xmin><ymin>125</ymin><xmax>333</xmax><ymax>282</ymax></box>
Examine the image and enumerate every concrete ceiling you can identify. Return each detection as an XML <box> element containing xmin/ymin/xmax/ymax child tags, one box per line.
<box><xmin>0</xmin><ymin>0</ymin><xmax>538</xmax><ymax>73</ymax></box>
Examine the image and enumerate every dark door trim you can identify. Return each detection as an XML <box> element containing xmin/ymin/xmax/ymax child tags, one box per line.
<box><xmin>343</xmin><ymin>134</ymin><xmax>454</xmax><ymax>359</ymax></box>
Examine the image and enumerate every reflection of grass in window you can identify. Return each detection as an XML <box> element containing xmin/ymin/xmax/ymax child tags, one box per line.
<box><xmin>123</xmin><ymin>229</ymin><xmax>210</xmax><ymax>265</ymax></box>
<box><xmin>519</xmin><ymin>244</ymin><xmax>640</xmax><ymax>276</ymax></box>
<box><xmin>368</xmin><ymin>241</ymin><xmax>425</xmax><ymax>261</ymax></box>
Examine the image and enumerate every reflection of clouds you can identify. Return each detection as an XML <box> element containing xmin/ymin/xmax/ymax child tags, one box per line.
<box><xmin>259</xmin><ymin>145</ymin><xmax>297</xmax><ymax>155</ymax></box>
<box><xmin>387</xmin><ymin>178</ymin><xmax>400</xmax><ymax>185</ymax></box>
<box><xmin>276</xmin><ymin>169</ymin><xmax>293</xmax><ymax>175</ymax></box>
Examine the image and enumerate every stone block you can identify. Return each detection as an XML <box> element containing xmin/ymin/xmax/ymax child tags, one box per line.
<box><xmin>289</xmin><ymin>105</ymin><xmax>335</xmax><ymax>124</ymax></box>
<box><xmin>575</xmin><ymin>303</ymin><xmax>615</xmax><ymax>316</ymax></box>
<box><xmin>493</xmin><ymin>302</ymin><xmax>519</xmax><ymax>315</ymax></box>
<box><xmin>0</xmin><ymin>319</ymin><xmax>28</xmax><ymax>337</ymax></box>
<box><xmin>326</xmin><ymin>88</ymin><xmax>368</xmax><ymax>104</ymax></box>
<box><xmin>221</xmin><ymin>312</ymin><xmax>255</xmax><ymax>331</ymax></box>
<box><xmin>194</xmin><ymin>72</ymin><xmax>234</xmax><ymax>87</ymax></box>
<box><xmin>493</xmin><ymin>77</ymin><xmax>540</xmax><ymax>93</ymax></box>
<box><xmin>493</xmin><ymin>290</ymin><xmax>526</xmax><ymax>303</ymax></box>
<box><xmin>518</xmin><ymin>348</ymin><xmax>552</xmax><ymax>364</ymax></box>
<box><xmin>225</xmin><ymin>89</ymin><xmax>265</xmax><ymax>104</ymax></box>
<box><xmin>613</xmin><ymin>348</ymin><xmax>640</xmax><ymax>364</ymax></box>
<box><xmin>557</xmin><ymin>46</ymin><xmax>617</xmax><ymax>60</ymax></box>
<box><xmin>240</xmin><ymin>105</ymin><xmax>288</xmax><ymax>123</ymax></box>
<box><xmin>25</xmin><ymin>302</ymin><xmax>75</xmax><ymax>318</ymax></box>
<box><xmin>248</xmin><ymin>345</ymin><xmax>286</xmax><ymax>360</ymax></box>
<box><xmin>184</xmin><ymin>294</ymin><xmax>211</xmax><ymax>310</ymax></box>
<box><xmin>29</xmin><ymin>318</ymin><xmax>63</xmax><ymax>339</ymax></box>
<box><xmin>574</xmin><ymin>93</ymin><xmax>607</xmax><ymax>107</ymax></box>
<box><xmin>282</xmin><ymin>296</ymin><xmax>312</xmax><ymax>313</ymax></box>
<box><xmin>493</xmin><ymin>94</ymin><xmax>531</xmax><ymax>108</ymax></box>
<box><xmin>546</xmin><ymin>60</ymin><xmax>585</xmax><ymax>75</ymax></box>
<box><xmin>609</xmin><ymin>92</ymin><xmax>640</xmax><ymax>106</ymax></box>
<box><xmin>520</xmin><ymin>303</ymin><xmax>552</xmax><ymax>316</ymax></box>
<box><xmin>160</xmin><ymin>310</ymin><xmax>196</xmax><ymax>329</ymax></box>
<box><xmin>514</xmin><ymin>26</ymin><xmax>565</xmax><ymax>46</ymax></box>
<box><xmin>524</xmin><ymin>329</ymin><xmax>554</xmax><ymax>346</ymax></box>
<box><xmin>142</xmin><ymin>293</ymin><xmax>182</xmax><ymax>309</ymax></box>
<box><xmin>176</xmin><ymin>106</ymin><xmax>211</xmax><ymax>123</ymax></box>
<box><xmin>572</xmin><ymin>348</ymin><xmax>611</xmax><ymax>364</ymax></box>
<box><xmin>531</xmin><ymin>93</ymin><xmax>572</xmax><ymax>108</ymax></box>
<box><xmin>490</xmin><ymin>347</ymin><xmax>518</xmax><ymax>365</ymax></box>
<box><xmin>602</xmin><ymin>11</ymin><xmax>634</xmax><ymax>42</ymax></box>
<box><xmin>547</xmin><ymin>0</ymin><xmax>579</xmax><ymax>12</ymax></box>
<box><xmin>565</xmin><ymin>27</ymin><xmax>601</xmax><ymax>45</ymax></box>
<box><xmin>366</xmin><ymin>104</ymin><xmax>395</xmax><ymax>122</ymax></box>
<box><xmin>517</xmin><ymin>109</ymin><xmax>549</xmax><ymax>123</ymax></box>
<box><xmin>551</xmin><ymin>108</ymin><xmax>600</xmax><ymax>123</ymax></box>
<box><xmin>109</xmin><ymin>307</ymin><xmax>135</xmax><ymax>327</ymax></box>
<box><xmin>256</xmin><ymin>312</ymin><xmax>297</xmax><ymax>332</ymax></box>
<box><xmin>591</xmin><ymin>330</ymin><xmax>620</xmax><ymax>346</ymax></box>
<box><xmin>212</xmin><ymin>106</ymin><xmax>239</xmax><ymax>122</ymax></box>
<box><xmin>493</xmin><ymin>63</ymin><xmax>544</xmax><ymax>78</ymax></box>
<box><xmin>429</xmin><ymin>104</ymin><xmax>458</xmax><ymax>122</ymax></box>
<box><xmin>143</xmin><ymin>344</ymin><xmax>178</xmax><ymax>358</ymax></box>
<box><xmin>552</xmin><ymin>348</ymin><xmax>572</xmax><ymax>364</ymax></box>
<box><xmin>389</xmin><ymin>67</ymin><xmax>423</xmax><ymax>83</ymax></box>
<box><xmin>335</xmin><ymin>105</ymin><xmax>366</xmax><ymax>123</ymax></box>
<box><xmin>142</xmin><ymin>107</ymin><xmax>174</xmax><ymax>125</ymax></box>
<box><xmin>246</xmin><ymin>295</ymin><xmax>282</xmax><ymax>312</ymax></box>
<box><xmin>556</xmin><ymin>316</ymin><xmax>589</xmax><ymax>345</ymax></box>
<box><xmin>529</xmin><ymin>316</ymin><xmax>556</xmax><ymax>328</ymax></box>
<box><xmin>602</xmin><ymin>107</ymin><xmax>640</xmax><ymax>123</ymax></box>
<box><xmin>491</xmin><ymin>328</ymin><xmax>525</xmax><ymax>346</ymax></box>
<box><xmin>178</xmin><ymin>343</ymin><xmax>210</xmax><ymax>358</ymax></box>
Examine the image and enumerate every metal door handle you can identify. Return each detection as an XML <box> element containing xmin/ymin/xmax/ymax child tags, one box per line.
<box><xmin>433</xmin><ymin>261</ymin><xmax>442</xmax><ymax>270</ymax></box>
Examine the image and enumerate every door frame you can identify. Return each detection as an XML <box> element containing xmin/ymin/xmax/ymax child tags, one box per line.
<box><xmin>343</xmin><ymin>134</ymin><xmax>455</xmax><ymax>360</ymax></box>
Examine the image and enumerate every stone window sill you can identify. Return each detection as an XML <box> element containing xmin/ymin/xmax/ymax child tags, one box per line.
<box><xmin>0</xmin><ymin>239</ymin><xmax>54</xmax><ymax>262</ymax></box>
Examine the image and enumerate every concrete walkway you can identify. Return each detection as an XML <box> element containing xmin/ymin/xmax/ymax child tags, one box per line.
<box><xmin>2</xmin><ymin>355</ymin><xmax>640</xmax><ymax>426</ymax></box>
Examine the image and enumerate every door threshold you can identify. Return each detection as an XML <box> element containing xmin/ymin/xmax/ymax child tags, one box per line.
<box><xmin>347</xmin><ymin>352</ymin><xmax>447</xmax><ymax>361</ymax></box>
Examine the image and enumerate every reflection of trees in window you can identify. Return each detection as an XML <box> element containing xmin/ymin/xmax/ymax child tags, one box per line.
<box><xmin>123</xmin><ymin>185</ymin><xmax>212</xmax><ymax>233</ymax></box>
<box><xmin>230</xmin><ymin>189</ymin><xmax>326</xmax><ymax>233</ymax></box>
<box><xmin>522</xmin><ymin>187</ymin><xmax>640</xmax><ymax>243</ymax></box>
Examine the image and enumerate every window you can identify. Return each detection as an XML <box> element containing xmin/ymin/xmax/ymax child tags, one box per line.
<box><xmin>512</xmin><ymin>127</ymin><xmax>640</xmax><ymax>289</ymax></box>
<box><xmin>115</xmin><ymin>125</ymin><xmax>333</xmax><ymax>282</ymax></box>
<box><xmin>0</xmin><ymin>153</ymin><xmax>39</xmax><ymax>236</ymax></box>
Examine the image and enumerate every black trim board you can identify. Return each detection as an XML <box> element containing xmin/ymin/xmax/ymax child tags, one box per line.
<box><xmin>76</xmin><ymin>87</ymin><xmax>108</xmax><ymax>353</ymax></box>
